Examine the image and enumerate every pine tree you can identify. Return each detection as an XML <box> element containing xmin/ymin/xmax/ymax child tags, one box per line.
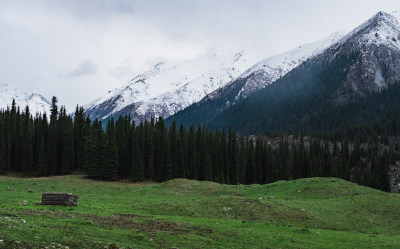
<box><xmin>61</xmin><ymin>116</ymin><xmax>74</xmax><ymax>174</ymax></box>
<box><xmin>0</xmin><ymin>120</ymin><xmax>6</xmax><ymax>174</ymax></box>
<box><xmin>104</xmin><ymin>119</ymin><xmax>118</xmax><ymax>180</ymax></box>
<box><xmin>37</xmin><ymin>137</ymin><xmax>48</xmax><ymax>176</ymax></box>
<box><xmin>175</xmin><ymin>134</ymin><xmax>185</xmax><ymax>178</ymax></box>
<box><xmin>228</xmin><ymin>128</ymin><xmax>239</xmax><ymax>184</ymax></box>
<box><xmin>3</xmin><ymin>109</ymin><xmax>11</xmax><ymax>171</ymax></box>
<box><xmin>198</xmin><ymin>129</ymin><xmax>212</xmax><ymax>181</ymax></box>
<box><xmin>255</xmin><ymin>138</ymin><xmax>264</xmax><ymax>183</ymax></box>
<box><xmin>21</xmin><ymin>106</ymin><xmax>33</xmax><ymax>174</ymax></box>
<box><xmin>73</xmin><ymin>106</ymin><xmax>87</xmax><ymax>171</ymax></box>
<box><xmin>48</xmin><ymin>96</ymin><xmax>59</xmax><ymax>175</ymax></box>
<box><xmin>238</xmin><ymin>138</ymin><xmax>247</xmax><ymax>184</ymax></box>
<box><xmin>187</xmin><ymin>124</ymin><xmax>196</xmax><ymax>179</ymax></box>
<box><xmin>143</xmin><ymin>120</ymin><xmax>154</xmax><ymax>180</ymax></box>
<box><xmin>84</xmin><ymin>119</ymin><xmax>104</xmax><ymax>178</ymax></box>
<box><xmin>131</xmin><ymin>124</ymin><xmax>144</xmax><ymax>181</ymax></box>
<box><xmin>116</xmin><ymin>116</ymin><xmax>130</xmax><ymax>178</ymax></box>
<box><xmin>245</xmin><ymin>139</ymin><xmax>255</xmax><ymax>184</ymax></box>
<box><xmin>10</xmin><ymin>99</ymin><xmax>17</xmax><ymax>169</ymax></box>
<box><xmin>168</xmin><ymin>120</ymin><xmax>178</xmax><ymax>179</ymax></box>
<box><xmin>377</xmin><ymin>150</ymin><xmax>390</xmax><ymax>192</ymax></box>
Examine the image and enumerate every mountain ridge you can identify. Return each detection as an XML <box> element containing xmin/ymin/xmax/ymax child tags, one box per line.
<box><xmin>84</xmin><ymin>51</ymin><xmax>252</xmax><ymax>123</ymax></box>
<box><xmin>167</xmin><ymin>11</ymin><xmax>400</xmax><ymax>134</ymax></box>
<box><xmin>0</xmin><ymin>84</ymin><xmax>50</xmax><ymax>114</ymax></box>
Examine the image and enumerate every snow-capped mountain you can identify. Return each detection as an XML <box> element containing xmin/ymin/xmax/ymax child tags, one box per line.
<box><xmin>322</xmin><ymin>11</ymin><xmax>400</xmax><ymax>98</ymax></box>
<box><xmin>85</xmin><ymin>51</ymin><xmax>252</xmax><ymax>123</ymax></box>
<box><xmin>168</xmin><ymin>11</ymin><xmax>400</xmax><ymax>134</ymax></box>
<box><xmin>231</xmin><ymin>31</ymin><xmax>346</xmax><ymax>100</ymax></box>
<box><xmin>168</xmin><ymin>31</ymin><xmax>346</xmax><ymax>126</ymax></box>
<box><xmin>0</xmin><ymin>84</ymin><xmax>50</xmax><ymax>114</ymax></box>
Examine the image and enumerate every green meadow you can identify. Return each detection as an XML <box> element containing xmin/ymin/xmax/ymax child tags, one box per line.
<box><xmin>0</xmin><ymin>175</ymin><xmax>399</xmax><ymax>248</ymax></box>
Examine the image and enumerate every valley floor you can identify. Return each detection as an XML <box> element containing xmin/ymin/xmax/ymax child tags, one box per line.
<box><xmin>0</xmin><ymin>175</ymin><xmax>399</xmax><ymax>248</ymax></box>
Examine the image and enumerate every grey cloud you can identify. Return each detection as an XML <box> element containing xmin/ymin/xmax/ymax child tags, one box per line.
<box><xmin>109</xmin><ymin>60</ymin><xmax>135</xmax><ymax>80</ymax></box>
<box><xmin>64</xmin><ymin>60</ymin><xmax>98</xmax><ymax>78</ymax></box>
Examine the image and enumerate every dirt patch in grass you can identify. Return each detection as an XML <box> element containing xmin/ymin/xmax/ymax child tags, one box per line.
<box><xmin>0</xmin><ymin>239</ymin><xmax>34</xmax><ymax>249</ymax></box>
<box><xmin>82</xmin><ymin>177</ymin><xmax>156</xmax><ymax>186</ymax></box>
<box><xmin>21</xmin><ymin>209</ymin><xmax>206</xmax><ymax>234</ymax></box>
<box><xmin>21</xmin><ymin>209</ymin><xmax>76</xmax><ymax>219</ymax></box>
<box><xmin>27</xmin><ymin>209</ymin><xmax>216</xmax><ymax>238</ymax></box>
<box><xmin>84</xmin><ymin>213</ymin><xmax>187</xmax><ymax>233</ymax></box>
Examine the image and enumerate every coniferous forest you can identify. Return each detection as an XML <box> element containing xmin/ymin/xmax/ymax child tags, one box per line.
<box><xmin>0</xmin><ymin>97</ymin><xmax>397</xmax><ymax>192</ymax></box>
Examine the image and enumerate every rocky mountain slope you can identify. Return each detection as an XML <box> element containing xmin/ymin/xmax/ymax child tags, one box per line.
<box><xmin>166</xmin><ymin>31</ymin><xmax>346</xmax><ymax>127</ymax></box>
<box><xmin>0</xmin><ymin>84</ymin><xmax>50</xmax><ymax>114</ymax></box>
<box><xmin>321</xmin><ymin>11</ymin><xmax>400</xmax><ymax>103</ymax></box>
<box><xmin>213</xmin><ymin>31</ymin><xmax>346</xmax><ymax>102</ymax></box>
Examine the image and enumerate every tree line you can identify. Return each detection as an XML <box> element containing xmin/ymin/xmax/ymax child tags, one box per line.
<box><xmin>0</xmin><ymin>97</ymin><xmax>396</xmax><ymax>192</ymax></box>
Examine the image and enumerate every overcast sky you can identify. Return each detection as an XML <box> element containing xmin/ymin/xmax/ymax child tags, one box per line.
<box><xmin>0</xmin><ymin>0</ymin><xmax>399</xmax><ymax>110</ymax></box>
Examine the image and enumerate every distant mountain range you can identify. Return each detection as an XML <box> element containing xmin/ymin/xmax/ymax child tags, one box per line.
<box><xmin>84</xmin><ymin>51</ymin><xmax>252</xmax><ymax>124</ymax></box>
<box><xmin>0</xmin><ymin>84</ymin><xmax>50</xmax><ymax>114</ymax></box>
<box><xmin>83</xmin><ymin>26</ymin><xmax>345</xmax><ymax>124</ymax></box>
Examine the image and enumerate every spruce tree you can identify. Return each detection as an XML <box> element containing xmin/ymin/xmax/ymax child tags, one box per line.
<box><xmin>131</xmin><ymin>124</ymin><xmax>144</xmax><ymax>181</ymax></box>
<box><xmin>21</xmin><ymin>107</ymin><xmax>33</xmax><ymax>174</ymax></box>
<box><xmin>10</xmin><ymin>99</ymin><xmax>17</xmax><ymax>169</ymax></box>
<box><xmin>73</xmin><ymin>106</ymin><xmax>87</xmax><ymax>171</ymax></box>
<box><xmin>116</xmin><ymin>116</ymin><xmax>130</xmax><ymax>178</ymax></box>
<box><xmin>0</xmin><ymin>120</ymin><xmax>6</xmax><ymax>174</ymax></box>
<box><xmin>37</xmin><ymin>137</ymin><xmax>48</xmax><ymax>176</ymax></box>
<box><xmin>377</xmin><ymin>150</ymin><xmax>390</xmax><ymax>192</ymax></box>
<box><xmin>146</xmin><ymin>118</ymin><xmax>155</xmax><ymax>180</ymax></box>
<box><xmin>168</xmin><ymin>120</ymin><xmax>178</xmax><ymax>178</ymax></box>
<box><xmin>199</xmin><ymin>131</ymin><xmax>212</xmax><ymax>181</ymax></box>
<box><xmin>238</xmin><ymin>138</ymin><xmax>247</xmax><ymax>184</ymax></box>
<box><xmin>104</xmin><ymin>119</ymin><xmax>118</xmax><ymax>180</ymax></box>
<box><xmin>84</xmin><ymin>119</ymin><xmax>104</xmax><ymax>178</ymax></box>
<box><xmin>47</xmin><ymin>96</ymin><xmax>59</xmax><ymax>175</ymax></box>
<box><xmin>187</xmin><ymin>124</ymin><xmax>196</xmax><ymax>179</ymax></box>
<box><xmin>61</xmin><ymin>117</ymin><xmax>74</xmax><ymax>174</ymax></box>
<box><xmin>228</xmin><ymin>129</ymin><xmax>239</xmax><ymax>184</ymax></box>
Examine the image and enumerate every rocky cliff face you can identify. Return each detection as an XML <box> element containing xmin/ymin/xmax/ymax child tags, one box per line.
<box><xmin>390</xmin><ymin>161</ymin><xmax>400</xmax><ymax>193</ymax></box>
<box><xmin>322</xmin><ymin>11</ymin><xmax>400</xmax><ymax>102</ymax></box>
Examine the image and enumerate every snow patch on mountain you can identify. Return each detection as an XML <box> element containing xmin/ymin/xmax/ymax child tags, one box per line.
<box><xmin>85</xmin><ymin>51</ymin><xmax>253</xmax><ymax>121</ymax></box>
<box><xmin>336</xmin><ymin>11</ymin><xmax>400</xmax><ymax>50</ymax></box>
<box><xmin>0</xmin><ymin>84</ymin><xmax>50</xmax><ymax>114</ymax></box>
<box><xmin>210</xmin><ymin>31</ymin><xmax>347</xmax><ymax>101</ymax></box>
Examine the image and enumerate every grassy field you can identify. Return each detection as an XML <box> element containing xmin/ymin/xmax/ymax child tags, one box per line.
<box><xmin>0</xmin><ymin>175</ymin><xmax>399</xmax><ymax>248</ymax></box>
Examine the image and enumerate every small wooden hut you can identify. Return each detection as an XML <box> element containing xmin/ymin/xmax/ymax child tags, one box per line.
<box><xmin>41</xmin><ymin>192</ymin><xmax>79</xmax><ymax>206</ymax></box>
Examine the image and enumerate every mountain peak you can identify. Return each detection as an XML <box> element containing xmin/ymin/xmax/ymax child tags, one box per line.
<box><xmin>337</xmin><ymin>11</ymin><xmax>400</xmax><ymax>49</ymax></box>
<box><xmin>370</xmin><ymin>11</ymin><xmax>399</xmax><ymax>29</ymax></box>
<box><xmin>0</xmin><ymin>84</ymin><xmax>50</xmax><ymax>114</ymax></box>
<box><xmin>84</xmin><ymin>50</ymin><xmax>253</xmax><ymax>122</ymax></box>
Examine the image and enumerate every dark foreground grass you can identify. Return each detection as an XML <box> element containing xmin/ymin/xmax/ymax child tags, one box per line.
<box><xmin>0</xmin><ymin>175</ymin><xmax>399</xmax><ymax>248</ymax></box>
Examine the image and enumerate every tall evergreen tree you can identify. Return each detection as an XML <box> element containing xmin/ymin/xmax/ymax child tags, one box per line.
<box><xmin>21</xmin><ymin>106</ymin><xmax>33</xmax><ymax>174</ymax></box>
<box><xmin>61</xmin><ymin>116</ymin><xmax>74</xmax><ymax>174</ymax></box>
<box><xmin>73</xmin><ymin>106</ymin><xmax>87</xmax><ymax>171</ymax></box>
<box><xmin>48</xmin><ymin>96</ymin><xmax>59</xmax><ymax>175</ymax></box>
<box><xmin>0</xmin><ymin>120</ymin><xmax>6</xmax><ymax>174</ymax></box>
<box><xmin>131</xmin><ymin>123</ymin><xmax>144</xmax><ymax>181</ymax></box>
<box><xmin>37</xmin><ymin>137</ymin><xmax>48</xmax><ymax>176</ymax></box>
<box><xmin>104</xmin><ymin>119</ymin><xmax>118</xmax><ymax>180</ymax></box>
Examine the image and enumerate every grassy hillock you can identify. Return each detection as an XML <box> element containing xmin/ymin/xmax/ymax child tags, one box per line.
<box><xmin>0</xmin><ymin>175</ymin><xmax>399</xmax><ymax>248</ymax></box>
